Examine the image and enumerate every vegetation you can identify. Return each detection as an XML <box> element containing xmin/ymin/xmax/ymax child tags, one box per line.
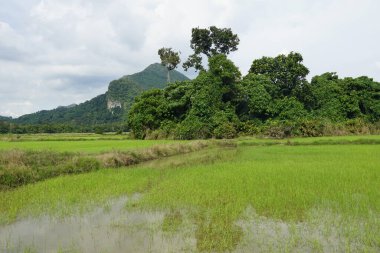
<box><xmin>126</xmin><ymin>63</ymin><xmax>188</xmax><ymax>90</ymax></box>
<box><xmin>0</xmin><ymin>133</ymin><xmax>186</xmax><ymax>153</ymax></box>
<box><xmin>128</xmin><ymin>26</ymin><xmax>380</xmax><ymax>139</ymax></box>
<box><xmin>0</xmin><ymin>136</ymin><xmax>379</xmax><ymax>252</ymax></box>
<box><xmin>158</xmin><ymin>47</ymin><xmax>181</xmax><ymax>83</ymax></box>
<box><xmin>2</xmin><ymin>63</ymin><xmax>189</xmax><ymax>133</ymax></box>
<box><xmin>1</xmin><ymin>23</ymin><xmax>379</xmax><ymax>253</ymax></box>
<box><xmin>0</xmin><ymin>116</ymin><xmax>11</xmax><ymax>122</ymax></box>
<box><xmin>0</xmin><ymin>121</ymin><xmax>129</xmax><ymax>134</ymax></box>
<box><xmin>0</xmin><ymin>150</ymin><xmax>100</xmax><ymax>189</ymax></box>
<box><xmin>14</xmin><ymin>94</ymin><xmax>120</xmax><ymax>125</ymax></box>
<box><xmin>0</xmin><ymin>135</ymin><xmax>210</xmax><ymax>189</ymax></box>
<box><xmin>183</xmin><ymin>26</ymin><xmax>240</xmax><ymax>71</ymax></box>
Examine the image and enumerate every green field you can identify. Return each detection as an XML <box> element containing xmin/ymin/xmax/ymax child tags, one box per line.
<box><xmin>0</xmin><ymin>133</ymin><xmax>180</xmax><ymax>153</ymax></box>
<box><xmin>0</xmin><ymin>135</ymin><xmax>379</xmax><ymax>252</ymax></box>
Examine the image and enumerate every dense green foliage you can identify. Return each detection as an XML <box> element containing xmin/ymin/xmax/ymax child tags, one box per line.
<box><xmin>128</xmin><ymin>26</ymin><xmax>380</xmax><ymax>139</ymax></box>
<box><xmin>128</xmin><ymin>52</ymin><xmax>380</xmax><ymax>139</ymax></box>
<box><xmin>183</xmin><ymin>26</ymin><xmax>240</xmax><ymax>71</ymax></box>
<box><xmin>158</xmin><ymin>48</ymin><xmax>181</xmax><ymax>83</ymax></box>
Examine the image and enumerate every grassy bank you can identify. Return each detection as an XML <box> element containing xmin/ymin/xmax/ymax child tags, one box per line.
<box><xmin>0</xmin><ymin>138</ymin><xmax>379</xmax><ymax>251</ymax></box>
<box><xmin>0</xmin><ymin>141</ymin><xmax>210</xmax><ymax>189</ymax></box>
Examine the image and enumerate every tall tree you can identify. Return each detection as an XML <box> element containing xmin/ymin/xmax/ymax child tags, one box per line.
<box><xmin>183</xmin><ymin>26</ymin><xmax>240</xmax><ymax>71</ymax></box>
<box><xmin>249</xmin><ymin>52</ymin><xmax>309</xmax><ymax>97</ymax></box>
<box><xmin>158</xmin><ymin>47</ymin><xmax>181</xmax><ymax>83</ymax></box>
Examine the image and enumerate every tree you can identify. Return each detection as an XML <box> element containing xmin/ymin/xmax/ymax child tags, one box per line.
<box><xmin>249</xmin><ymin>52</ymin><xmax>309</xmax><ymax>97</ymax></box>
<box><xmin>238</xmin><ymin>74</ymin><xmax>274</xmax><ymax>120</ymax></box>
<box><xmin>183</xmin><ymin>26</ymin><xmax>240</xmax><ymax>71</ymax></box>
<box><xmin>158</xmin><ymin>47</ymin><xmax>181</xmax><ymax>83</ymax></box>
<box><xmin>127</xmin><ymin>89</ymin><xmax>169</xmax><ymax>139</ymax></box>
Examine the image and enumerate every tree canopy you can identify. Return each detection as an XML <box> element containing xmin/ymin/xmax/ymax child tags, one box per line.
<box><xmin>128</xmin><ymin>27</ymin><xmax>380</xmax><ymax>139</ymax></box>
<box><xmin>183</xmin><ymin>26</ymin><xmax>240</xmax><ymax>71</ymax></box>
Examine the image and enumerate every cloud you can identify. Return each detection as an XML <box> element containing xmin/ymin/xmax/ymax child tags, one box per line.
<box><xmin>0</xmin><ymin>0</ymin><xmax>379</xmax><ymax>117</ymax></box>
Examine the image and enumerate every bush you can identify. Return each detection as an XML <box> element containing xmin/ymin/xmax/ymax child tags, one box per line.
<box><xmin>175</xmin><ymin>116</ymin><xmax>211</xmax><ymax>140</ymax></box>
<box><xmin>213</xmin><ymin>122</ymin><xmax>237</xmax><ymax>139</ymax></box>
<box><xmin>297</xmin><ymin>119</ymin><xmax>325</xmax><ymax>137</ymax></box>
<box><xmin>62</xmin><ymin>157</ymin><xmax>100</xmax><ymax>174</ymax></box>
<box><xmin>0</xmin><ymin>151</ymin><xmax>100</xmax><ymax>189</ymax></box>
<box><xmin>0</xmin><ymin>166</ymin><xmax>37</xmax><ymax>189</ymax></box>
<box><xmin>264</xmin><ymin>120</ymin><xmax>295</xmax><ymax>138</ymax></box>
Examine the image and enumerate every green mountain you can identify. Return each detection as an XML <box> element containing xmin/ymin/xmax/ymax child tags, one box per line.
<box><xmin>127</xmin><ymin>63</ymin><xmax>189</xmax><ymax>89</ymax></box>
<box><xmin>14</xmin><ymin>63</ymin><xmax>189</xmax><ymax>125</ymax></box>
<box><xmin>15</xmin><ymin>94</ymin><xmax>121</xmax><ymax>125</ymax></box>
<box><xmin>0</xmin><ymin>116</ymin><xmax>12</xmax><ymax>122</ymax></box>
<box><xmin>106</xmin><ymin>63</ymin><xmax>189</xmax><ymax>112</ymax></box>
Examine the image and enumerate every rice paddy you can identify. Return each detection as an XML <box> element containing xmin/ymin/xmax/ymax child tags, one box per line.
<box><xmin>0</xmin><ymin>134</ymin><xmax>379</xmax><ymax>252</ymax></box>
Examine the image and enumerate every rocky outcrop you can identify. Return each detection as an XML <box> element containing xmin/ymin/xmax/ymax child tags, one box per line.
<box><xmin>107</xmin><ymin>100</ymin><xmax>122</xmax><ymax>110</ymax></box>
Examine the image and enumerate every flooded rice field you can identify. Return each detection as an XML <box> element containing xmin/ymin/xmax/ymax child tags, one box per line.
<box><xmin>1</xmin><ymin>196</ymin><xmax>377</xmax><ymax>253</ymax></box>
<box><xmin>0</xmin><ymin>195</ymin><xmax>196</xmax><ymax>253</ymax></box>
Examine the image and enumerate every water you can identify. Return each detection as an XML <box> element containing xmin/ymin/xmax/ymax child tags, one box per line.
<box><xmin>1</xmin><ymin>201</ymin><xmax>377</xmax><ymax>252</ymax></box>
<box><xmin>0</xmin><ymin>195</ymin><xmax>196</xmax><ymax>253</ymax></box>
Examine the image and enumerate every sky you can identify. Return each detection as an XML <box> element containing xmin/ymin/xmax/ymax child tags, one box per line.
<box><xmin>0</xmin><ymin>0</ymin><xmax>379</xmax><ymax>117</ymax></box>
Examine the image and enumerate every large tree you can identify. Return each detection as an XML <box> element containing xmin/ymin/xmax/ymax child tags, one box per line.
<box><xmin>183</xmin><ymin>26</ymin><xmax>240</xmax><ymax>71</ymax></box>
<box><xmin>249</xmin><ymin>52</ymin><xmax>309</xmax><ymax>97</ymax></box>
<box><xmin>158</xmin><ymin>47</ymin><xmax>181</xmax><ymax>83</ymax></box>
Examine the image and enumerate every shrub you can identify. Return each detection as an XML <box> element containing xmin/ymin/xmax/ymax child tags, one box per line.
<box><xmin>0</xmin><ymin>166</ymin><xmax>37</xmax><ymax>189</ymax></box>
<box><xmin>297</xmin><ymin>119</ymin><xmax>325</xmax><ymax>137</ymax></box>
<box><xmin>213</xmin><ymin>122</ymin><xmax>237</xmax><ymax>139</ymax></box>
<box><xmin>63</xmin><ymin>157</ymin><xmax>101</xmax><ymax>174</ymax></box>
<box><xmin>175</xmin><ymin>116</ymin><xmax>211</xmax><ymax>140</ymax></box>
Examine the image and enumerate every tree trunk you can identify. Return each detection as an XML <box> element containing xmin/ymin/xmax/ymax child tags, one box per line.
<box><xmin>167</xmin><ymin>69</ymin><xmax>171</xmax><ymax>83</ymax></box>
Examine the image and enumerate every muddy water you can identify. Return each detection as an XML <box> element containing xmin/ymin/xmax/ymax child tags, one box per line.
<box><xmin>0</xmin><ymin>195</ymin><xmax>196</xmax><ymax>253</ymax></box>
<box><xmin>1</xmin><ymin>200</ymin><xmax>377</xmax><ymax>252</ymax></box>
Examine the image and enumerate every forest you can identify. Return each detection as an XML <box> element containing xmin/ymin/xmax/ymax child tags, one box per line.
<box><xmin>128</xmin><ymin>27</ymin><xmax>380</xmax><ymax>139</ymax></box>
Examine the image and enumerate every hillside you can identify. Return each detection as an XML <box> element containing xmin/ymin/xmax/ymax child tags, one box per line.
<box><xmin>0</xmin><ymin>116</ymin><xmax>12</xmax><ymax>122</ymax></box>
<box><xmin>14</xmin><ymin>64</ymin><xmax>189</xmax><ymax>125</ymax></box>
<box><xmin>15</xmin><ymin>94</ymin><xmax>121</xmax><ymax>125</ymax></box>
<box><xmin>127</xmin><ymin>63</ymin><xmax>189</xmax><ymax>90</ymax></box>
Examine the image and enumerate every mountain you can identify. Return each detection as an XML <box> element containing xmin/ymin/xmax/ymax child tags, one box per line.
<box><xmin>15</xmin><ymin>94</ymin><xmax>121</xmax><ymax>125</ymax></box>
<box><xmin>0</xmin><ymin>116</ymin><xmax>12</xmax><ymax>122</ymax></box>
<box><xmin>14</xmin><ymin>63</ymin><xmax>189</xmax><ymax>125</ymax></box>
<box><xmin>127</xmin><ymin>63</ymin><xmax>189</xmax><ymax>90</ymax></box>
<box><xmin>106</xmin><ymin>63</ymin><xmax>189</xmax><ymax>112</ymax></box>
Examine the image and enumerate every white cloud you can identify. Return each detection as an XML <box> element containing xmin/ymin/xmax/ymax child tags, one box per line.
<box><xmin>0</xmin><ymin>0</ymin><xmax>379</xmax><ymax>117</ymax></box>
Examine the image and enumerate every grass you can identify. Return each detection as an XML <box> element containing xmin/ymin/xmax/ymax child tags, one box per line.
<box><xmin>0</xmin><ymin>138</ymin><xmax>182</xmax><ymax>153</ymax></box>
<box><xmin>238</xmin><ymin>134</ymin><xmax>380</xmax><ymax>146</ymax></box>
<box><xmin>0</xmin><ymin>141</ymin><xmax>210</xmax><ymax>189</ymax></box>
<box><xmin>0</xmin><ymin>133</ymin><xmax>130</xmax><ymax>141</ymax></box>
<box><xmin>0</xmin><ymin>135</ymin><xmax>379</xmax><ymax>252</ymax></box>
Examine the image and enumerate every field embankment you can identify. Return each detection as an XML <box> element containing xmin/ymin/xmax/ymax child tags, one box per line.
<box><xmin>0</xmin><ymin>140</ymin><xmax>215</xmax><ymax>189</ymax></box>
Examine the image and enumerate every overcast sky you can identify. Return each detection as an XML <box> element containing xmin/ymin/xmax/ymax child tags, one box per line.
<box><xmin>1</xmin><ymin>0</ymin><xmax>379</xmax><ymax>117</ymax></box>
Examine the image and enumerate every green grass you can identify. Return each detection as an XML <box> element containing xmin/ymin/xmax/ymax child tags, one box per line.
<box><xmin>238</xmin><ymin>134</ymin><xmax>380</xmax><ymax>146</ymax></box>
<box><xmin>1</xmin><ymin>141</ymin><xmax>379</xmax><ymax>251</ymax></box>
<box><xmin>0</xmin><ymin>139</ymin><xmax>181</xmax><ymax>153</ymax></box>
<box><xmin>0</xmin><ymin>133</ymin><xmax>129</xmax><ymax>141</ymax></box>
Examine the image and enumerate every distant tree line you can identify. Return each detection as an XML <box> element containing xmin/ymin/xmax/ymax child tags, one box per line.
<box><xmin>128</xmin><ymin>26</ymin><xmax>380</xmax><ymax>139</ymax></box>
